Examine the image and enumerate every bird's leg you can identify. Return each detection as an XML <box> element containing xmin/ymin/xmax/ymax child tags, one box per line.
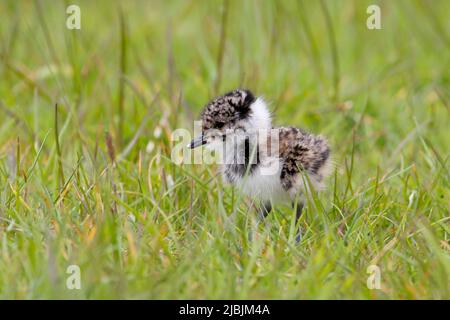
<box><xmin>293</xmin><ymin>201</ymin><xmax>304</xmax><ymax>243</ymax></box>
<box><xmin>258</xmin><ymin>201</ymin><xmax>272</xmax><ymax>222</ymax></box>
<box><xmin>249</xmin><ymin>201</ymin><xmax>272</xmax><ymax>242</ymax></box>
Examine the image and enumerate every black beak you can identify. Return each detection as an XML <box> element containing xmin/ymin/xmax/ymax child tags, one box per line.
<box><xmin>188</xmin><ymin>135</ymin><xmax>206</xmax><ymax>149</ymax></box>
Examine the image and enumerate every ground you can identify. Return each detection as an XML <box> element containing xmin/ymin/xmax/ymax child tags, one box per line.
<box><xmin>0</xmin><ymin>0</ymin><xmax>448</xmax><ymax>299</ymax></box>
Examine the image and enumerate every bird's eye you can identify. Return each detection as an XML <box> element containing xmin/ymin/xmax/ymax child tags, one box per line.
<box><xmin>215</xmin><ymin>122</ymin><xmax>225</xmax><ymax>129</ymax></box>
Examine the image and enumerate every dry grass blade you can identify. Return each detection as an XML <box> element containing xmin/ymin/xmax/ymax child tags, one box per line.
<box><xmin>54</xmin><ymin>103</ymin><xmax>65</xmax><ymax>188</ymax></box>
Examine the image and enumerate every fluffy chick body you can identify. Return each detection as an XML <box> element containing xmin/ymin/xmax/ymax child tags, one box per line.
<box><xmin>224</xmin><ymin>126</ymin><xmax>331</xmax><ymax>206</ymax></box>
<box><xmin>191</xmin><ymin>89</ymin><xmax>331</xmax><ymax>208</ymax></box>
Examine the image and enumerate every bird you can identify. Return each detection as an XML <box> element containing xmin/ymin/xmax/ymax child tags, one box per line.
<box><xmin>188</xmin><ymin>89</ymin><xmax>331</xmax><ymax>241</ymax></box>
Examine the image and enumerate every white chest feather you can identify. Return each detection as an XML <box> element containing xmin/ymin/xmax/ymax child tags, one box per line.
<box><xmin>230</xmin><ymin>157</ymin><xmax>290</xmax><ymax>204</ymax></box>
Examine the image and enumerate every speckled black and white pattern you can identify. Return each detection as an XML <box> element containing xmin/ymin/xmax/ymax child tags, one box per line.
<box><xmin>198</xmin><ymin>89</ymin><xmax>331</xmax><ymax>203</ymax></box>
<box><xmin>277</xmin><ymin>126</ymin><xmax>330</xmax><ymax>191</ymax></box>
<box><xmin>200</xmin><ymin>89</ymin><xmax>255</xmax><ymax>132</ymax></box>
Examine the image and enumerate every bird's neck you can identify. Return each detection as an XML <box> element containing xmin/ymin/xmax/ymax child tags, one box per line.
<box><xmin>222</xmin><ymin>130</ymin><xmax>264</xmax><ymax>183</ymax></box>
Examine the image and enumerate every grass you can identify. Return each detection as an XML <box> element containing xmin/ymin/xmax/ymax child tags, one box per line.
<box><xmin>0</xmin><ymin>0</ymin><xmax>449</xmax><ymax>299</ymax></box>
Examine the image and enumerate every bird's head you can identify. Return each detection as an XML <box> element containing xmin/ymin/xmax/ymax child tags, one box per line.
<box><xmin>188</xmin><ymin>89</ymin><xmax>271</xmax><ymax>149</ymax></box>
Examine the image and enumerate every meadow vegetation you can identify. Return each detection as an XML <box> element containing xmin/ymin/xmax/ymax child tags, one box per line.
<box><xmin>0</xmin><ymin>0</ymin><xmax>448</xmax><ymax>298</ymax></box>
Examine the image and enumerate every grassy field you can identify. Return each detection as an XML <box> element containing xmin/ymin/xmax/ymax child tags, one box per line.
<box><xmin>0</xmin><ymin>0</ymin><xmax>448</xmax><ymax>299</ymax></box>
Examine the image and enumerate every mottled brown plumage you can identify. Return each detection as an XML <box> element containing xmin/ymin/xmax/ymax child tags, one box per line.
<box><xmin>200</xmin><ymin>89</ymin><xmax>255</xmax><ymax>132</ymax></box>
<box><xmin>278</xmin><ymin>127</ymin><xmax>330</xmax><ymax>191</ymax></box>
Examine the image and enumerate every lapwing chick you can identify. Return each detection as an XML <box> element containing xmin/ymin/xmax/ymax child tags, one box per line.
<box><xmin>189</xmin><ymin>89</ymin><xmax>331</xmax><ymax>241</ymax></box>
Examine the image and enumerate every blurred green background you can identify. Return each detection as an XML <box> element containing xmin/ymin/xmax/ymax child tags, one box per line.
<box><xmin>0</xmin><ymin>0</ymin><xmax>448</xmax><ymax>299</ymax></box>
